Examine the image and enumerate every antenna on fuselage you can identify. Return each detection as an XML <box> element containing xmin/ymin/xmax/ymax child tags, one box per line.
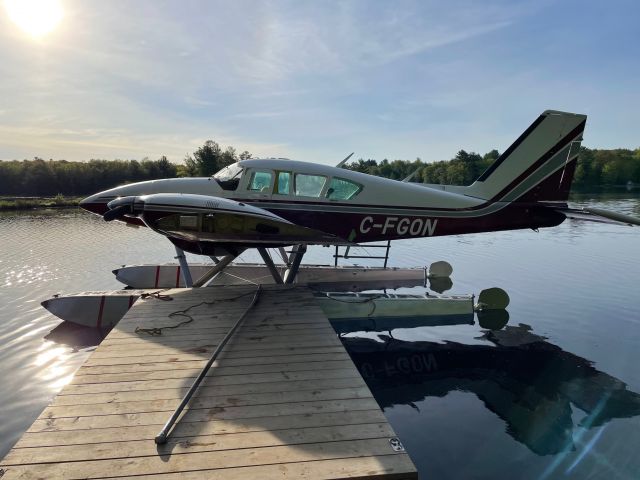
<box><xmin>336</xmin><ymin>152</ymin><xmax>354</xmax><ymax>168</ymax></box>
<box><xmin>402</xmin><ymin>168</ymin><xmax>420</xmax><ymax>182</ymax></box>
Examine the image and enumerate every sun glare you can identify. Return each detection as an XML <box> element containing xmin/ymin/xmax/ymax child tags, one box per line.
<box><xmin>4</xmin><ymin>0</ymin><xmax>63</xmax><ymax>38</ymax></box>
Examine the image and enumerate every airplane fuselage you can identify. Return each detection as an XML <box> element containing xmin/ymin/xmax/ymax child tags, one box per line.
<box><xmin>80</xmin><ymin>157</ymin><xmax>566</xmax><ymax>250</ymax></box>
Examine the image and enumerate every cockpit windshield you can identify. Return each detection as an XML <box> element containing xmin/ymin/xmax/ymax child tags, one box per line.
<box><xmin>213</xmin><ymin>163</ymin><xmax>243</xmax><ymax>191</ymax></box>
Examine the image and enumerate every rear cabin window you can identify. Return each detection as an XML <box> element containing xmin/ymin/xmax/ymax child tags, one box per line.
<box><xmin>275</xmin><ymin>171</ymin><xmax>291</xmax><ymax>195</ymax></box>
<box><xmin>326</xmin><ymin>177</ymin><xmax>363</xmax><ymax>200</ymax></box>
<box><xmin>247</xmin><ymin>171</ymin><xmax>273</xmax><ymax>192</ymax></box>
<box><xmin>294</xmin><ymin>174</ymin><xmax>327</xmax><ymax>197</ymax></box>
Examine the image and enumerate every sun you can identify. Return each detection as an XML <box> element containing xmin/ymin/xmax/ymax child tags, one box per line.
<box><xmin>4</xmin><ymin>0</ymin><xmax>63</xmax><ymax>38</ymax></box>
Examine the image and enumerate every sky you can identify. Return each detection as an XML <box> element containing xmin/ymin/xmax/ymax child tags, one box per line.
<box><xmin>0</xmin><ymin>0</ymin><xmax>639</xmax><ymax>165</ymax></box>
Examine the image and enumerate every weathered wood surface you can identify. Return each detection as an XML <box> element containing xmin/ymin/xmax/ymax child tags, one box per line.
<box><xmin>1</xmin><ymin>284</ymin><xmax>417</xmax><ymax>479</ymax></box>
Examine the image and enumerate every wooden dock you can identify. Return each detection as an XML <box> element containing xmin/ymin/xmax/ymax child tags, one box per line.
<box><xmin>1</xmin><ymin>284</ymin><xmax>417</xmax><ymax>479</ymax></box>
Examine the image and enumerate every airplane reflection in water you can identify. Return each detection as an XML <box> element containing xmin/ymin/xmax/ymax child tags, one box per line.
<box><xmin>340</xmin><ymin>324</ymin><xmax>640</xmax><ymax>456</ymax></box>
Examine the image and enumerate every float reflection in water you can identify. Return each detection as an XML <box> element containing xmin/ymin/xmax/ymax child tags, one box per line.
<box><xmin>341</xmin><ymin>324</ymin><xmax>640</xmax><ymax>455</ymax></box>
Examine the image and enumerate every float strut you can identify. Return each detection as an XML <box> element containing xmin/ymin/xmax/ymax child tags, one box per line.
<box><xmin>192</xmin><ymin>254</ymin><xmax>236</xmax><ymax>287</ymax></box>
<box><xmin>284</xmin><ymin>244</ymin><xmax>306</xmax><ymax>284</ymax></box>
<box><xmin>258</xmin><ymin>247</ymin><xmax>283</xmax><ymax>284</ymax></box>
<box><xmin>278</xmin><ymin>247</ymin><xmax>289</xmax><ymax>265</ymax></box>
<box><xmin>174</xmin><ymin>246</ymin><xmax>193</xmax><ymax>288</ymax></box>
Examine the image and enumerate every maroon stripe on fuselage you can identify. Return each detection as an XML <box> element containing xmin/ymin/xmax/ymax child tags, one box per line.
<box><xmin>267</xmin><ymin>204</ymin><xmax>565</xmax><ymax>243</ymax></box>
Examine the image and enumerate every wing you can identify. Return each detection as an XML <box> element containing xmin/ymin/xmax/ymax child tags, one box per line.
<box><xmin>104</xmin><ymin>193</ymin><xmax>348</xmax><ymax>246</ymax></box>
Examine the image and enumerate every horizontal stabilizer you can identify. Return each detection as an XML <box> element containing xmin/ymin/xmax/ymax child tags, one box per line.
<box><xmin>556</xmin><ymin>206</ymin><xmax>640</xmax><ymax>226</ymax></box>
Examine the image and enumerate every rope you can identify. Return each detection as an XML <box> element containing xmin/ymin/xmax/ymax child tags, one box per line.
<box><xmin>217</xmin><ymin>271</ymin><xmax>260</xmax><ymax>286</ymax></box>
<box><xmin>135</xmin><ymin>289</ymin><xmax>258</xmax><ymax>336</ymax></box>
<box><xmin>139</xmin><ymin>290</ymin><xmax>173</xmax><ymax>301</ymax></box>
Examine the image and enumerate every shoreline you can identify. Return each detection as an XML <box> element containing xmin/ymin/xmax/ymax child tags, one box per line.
<box><xmin>0</xmin><ymin>196</ymin><xmax>81</xmax><ymax>211</ymax></box>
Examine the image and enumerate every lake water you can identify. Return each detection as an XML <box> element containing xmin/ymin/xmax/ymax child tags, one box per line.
<box><xmin>1</xmin><ymin>194</ymin><xmax>639</xmax><ymax>479</ymax></box>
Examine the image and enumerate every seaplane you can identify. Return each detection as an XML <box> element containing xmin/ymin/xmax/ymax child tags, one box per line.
<box><xmin>79</xmin><ymin>109</ymin><xmax>639</xmax><ymax>289</ymax></box>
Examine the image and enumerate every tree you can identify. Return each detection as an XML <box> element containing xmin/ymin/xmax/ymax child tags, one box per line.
<box><xmin>182</xmin><ymin>154</ymin><xmax>199</xmax><ymax>177</ymax></box>
<box><xmin>192</xmin><ymin>141</ymin><xmax>222</xmax><ymax>176</ymax></box>
<box><xmin>156</xmin><ymin>155</ymin><xmax>177</xmax><ymax>178</ymax></box>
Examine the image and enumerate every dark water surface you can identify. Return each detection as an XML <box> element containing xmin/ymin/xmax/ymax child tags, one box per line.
<box><xmin>1</xmin><ymin>194</ymin><xmax>639</xmax><ymax>479</ymax></box>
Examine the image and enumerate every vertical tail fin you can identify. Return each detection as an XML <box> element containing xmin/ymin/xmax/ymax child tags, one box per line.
<box><xmin>465</xmin><ymin>110</ymin><xmax>586</xmax><ymax>202</ymax></box>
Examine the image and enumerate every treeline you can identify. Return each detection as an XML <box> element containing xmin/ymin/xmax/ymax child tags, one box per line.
<box><xmin>1</xmin><ymin>143</ymin><xmax>638</xmax><ymax>197</ymax></box>
<box><xmin>345</xmin><ymin>147</ymin><xmax>640</xmax><ymax>189</ymax></box>
<box><xmin>0</xmin><ymin>157</ymin><xmax>177</xmax><ymax>196</ymax></box>
<box><xmin>0</xmin><ymin>141</ymin><xmax>251</xmax><ymax>196</ymax></box>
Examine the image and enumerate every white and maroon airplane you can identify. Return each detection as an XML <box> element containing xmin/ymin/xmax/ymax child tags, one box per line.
<box><xmin>80</xmin><ymin>110</ymin><xmax>638</xmax><ymax>284</ymax></box>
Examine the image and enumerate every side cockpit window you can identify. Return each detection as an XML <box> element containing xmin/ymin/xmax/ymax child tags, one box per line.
<box><xmin>326</xmin><ymin>177</ymin><xmax>363</xmax><ymax>200</ymax></box>
<box><xmin>275</xmin><ymin>171</ymin><xmax>291</xmax><ymax>195</ymax></box>
<box><xmin>247</xmin><ymin>170</ymin><xmax>273</xmax><ymax>192</ymax></box>
<box><xmin>213</xmin><ymin>163</ymin><xmax>243</xmax><ymax>191</ymax></box>
<box><xmin>294</xmin><ymin>174</ymin><xmax>327</xmax><ymax>197</ymax></box>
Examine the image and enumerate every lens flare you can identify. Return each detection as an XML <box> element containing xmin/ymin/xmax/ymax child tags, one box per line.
<box><xmin>4</xmin><ymin>0</ymin><xmax>63</xmax><ymax>38</ymax></box>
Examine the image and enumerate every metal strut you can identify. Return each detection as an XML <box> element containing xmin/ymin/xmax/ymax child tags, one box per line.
<box><xmin>192</xmin><ymin>254</ymin><xmax>237</xmax><ymax>287</ymax></box>
<box><xmin>154</xmin><ymin>285</ymin><xmax>262</xmax><ymax>444</ymax></box>
<box><xmin>257</xmin><ymin>247</ymin><xmax>284</xmax><ymax>284</ymax></box>
<box><xmin>174</xmin><ymin>246</ymin><xmax>193</xmax><ymax>287</ymax></box>
<box><xmin>284</xmin><ymin>244</ymin><xmax>306</xmax><ymax>284</ymax></box>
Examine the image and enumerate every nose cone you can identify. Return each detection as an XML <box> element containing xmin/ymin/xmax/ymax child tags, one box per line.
<box><xmin>79</xmin><ymin>194</ymin><xmax>109</xmax><ymax>215</ymax></box>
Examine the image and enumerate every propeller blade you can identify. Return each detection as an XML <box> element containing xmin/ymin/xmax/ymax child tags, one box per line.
<box><xmin>103</xmin><ymin>204</ymin><xmax>132</xmax><ymax>222</ymax></box>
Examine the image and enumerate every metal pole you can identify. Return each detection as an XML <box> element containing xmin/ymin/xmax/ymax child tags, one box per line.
<box><xmin>154</xmin><ymin>285</ymin><xmax>262</xmax><ymax>444</ymax></box>
<box><xmin>174</xmin><ymin>246</ymin><xmax>193</xmax><ymax>287</ymax></box>
<box><xmin>284</xmin><ymin>244</ymin><xmax>306</xmax><ymax>284</ymax></box>
<box><xmin>384</xmin><ymin>240</ymin><xmax>391</xmax><ymax>269</ymax></box>
<box><xmin>192</xmin><ymin>254</ymin><xmax>236</xmax><ymax>287</ymax></box>
<box><xmin>258</xmin><ymin>247</ymin><xmax>283</xmax><ymax>284</ymax></box>
<box><xmin>278</xmin><ymin>247</ymin><xmax>289</xmax><ymax>265</ymax></box>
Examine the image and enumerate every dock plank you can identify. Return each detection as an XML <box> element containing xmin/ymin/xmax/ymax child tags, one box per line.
<box><xmin>1</xmin><ymin>285</ymin><xmax>416</xmax><ymax>479</ymax></box>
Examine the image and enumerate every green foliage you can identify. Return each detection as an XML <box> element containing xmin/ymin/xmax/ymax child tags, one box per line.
<box><xmin>184</xmin><ymin>141</ymin><xmax>244</xmax><ymax>176</ymax></box>
<box><xmin>345</xmin><ymin>147</ymin><xmax>640</xmax><ymax>190</ymax></box>
<box><xmin>0</xmin><ymin>140</ymin><xmax>250</xmax><ymax>196</ymax></box>
<box><xmin>0</xmin><ymin>156</ymin><xmax>178</xmax><ymax>196</ymax></box>
<box><xmin>1</xmin><ymin>142</ymin><xmax>637</xmax><ymax>198</ymax></box>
